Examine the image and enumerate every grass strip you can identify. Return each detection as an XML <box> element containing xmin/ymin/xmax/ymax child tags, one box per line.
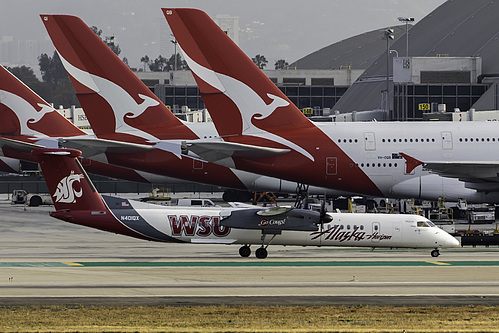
<box><xmin>0</xmin><ymin>304</ymin><xmax>498</xmax><ymax>332</ymax></box>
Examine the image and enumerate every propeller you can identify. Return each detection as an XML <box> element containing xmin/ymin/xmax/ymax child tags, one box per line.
<box><xmin>318</xmin><ymin>199</ymin><xmax>333</xmax><ymax>232</ymax></box>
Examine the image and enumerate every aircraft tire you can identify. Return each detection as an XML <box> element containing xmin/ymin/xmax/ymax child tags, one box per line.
<box><xmin>239</xmin><ymin>245</ymin><xmax>251</xmax><ymax>257</ymax></box>
<box><xmin>255</xmin><ymin>247</ymin><xmax>268</xmax><ymax>259</ymax></box>
<box><xmin>431</xmin><ymin>249</ymin><xmax>440</xmax><ymax>257</ymax></box>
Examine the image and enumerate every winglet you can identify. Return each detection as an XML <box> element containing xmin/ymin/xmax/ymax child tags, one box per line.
<box><xmin>399</xmin><ymin>152</ymin><xmax>424</xmax><ymax>174</ymax></box>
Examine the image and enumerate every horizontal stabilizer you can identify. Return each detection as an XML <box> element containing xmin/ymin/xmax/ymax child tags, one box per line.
<box><xmin>182</xmin><ymin>140</ymin><xmax>290</xmax><ymax>163</ymax></box>
<box><xmin>59</xmin><ymin>137</ymin><xmax>157</xmax><ymax>157</ymax></box>
<box><xmin>0</xmin><ymin>137</ymin><xmax>44</xmax><ymax>155</ymax></box>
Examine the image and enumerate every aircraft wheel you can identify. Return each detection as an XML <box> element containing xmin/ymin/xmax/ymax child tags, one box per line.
<box><xmin>431</xmin><ymin>249</ymin><xmax>440</xmax><ymax>257</ymax></box>
<box><xmin>239</xmin><ymin>245</ymin><xmax>251</xmax><ymax>257</ymax></box>
<box><xmin>255</xmin><ymin>247</ymin><xmax>268</xmax><ymax>259</ymax></box>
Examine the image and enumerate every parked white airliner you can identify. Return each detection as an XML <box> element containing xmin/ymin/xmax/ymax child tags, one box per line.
<box><xmin>161</xmin><ymin>8</ymin><xmax>499</xmax><ymax>204</ymax></box>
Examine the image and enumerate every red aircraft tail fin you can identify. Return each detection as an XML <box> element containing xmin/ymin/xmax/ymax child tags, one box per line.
<box><xmin>0</xmin><ymin>64</ymin><xmax>84</xmax><ymax>138</ymax></box>
<box><xmin>163</xmin><ymin>8</ymin><xmax>314</xmax><ymax>138</ymax></box>
<box><xmin>32</xmin><ymin>148</ymin><xmax>107</xmax><ymax>212</ymax></box>
<box><xmin>40</xmin><ymin>14</ymin><xmax>197</xmax><ymax>141</ymax></box>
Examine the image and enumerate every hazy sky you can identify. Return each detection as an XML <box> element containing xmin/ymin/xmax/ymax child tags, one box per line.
<box><xmin>1</xmin><ymin>0</ymin><xmax>446</xmax><ymax>69</ymax></box>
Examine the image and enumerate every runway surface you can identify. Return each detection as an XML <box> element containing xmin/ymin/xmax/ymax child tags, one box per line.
<box><xmin>1</xmin><ymin>200</ymin><xmax>499</xmax><ymax>306</ymax></box>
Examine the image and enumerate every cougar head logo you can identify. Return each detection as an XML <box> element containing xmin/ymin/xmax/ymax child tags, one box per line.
<box><xmin>53</xmin><ymin>171</ymin><xmax>85</xmax><ymax>203</ymax></box>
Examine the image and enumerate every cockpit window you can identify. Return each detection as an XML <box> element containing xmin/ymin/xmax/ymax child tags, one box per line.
<box><xmin>417</xmin><ymin>220</ymin><xmax>434</xmax><ymax>227</ymax></box>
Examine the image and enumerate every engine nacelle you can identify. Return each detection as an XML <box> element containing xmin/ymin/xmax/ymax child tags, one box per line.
<box><xmin>221</xmin><ymin>206</ymin><xmax>322</xmax><ymax>232</ymax></box>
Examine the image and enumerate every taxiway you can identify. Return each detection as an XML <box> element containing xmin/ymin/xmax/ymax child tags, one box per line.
<box><xmin>1</xmin><ymin>200</ymin><xmax>499</xmax><ymax>306</ymax></box>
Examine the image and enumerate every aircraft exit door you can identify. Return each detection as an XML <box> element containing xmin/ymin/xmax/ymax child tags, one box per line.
<box><xmin>441</xmin><ymin>131</ymin><xmax>453</xmax><ymax>150</ymax></box>
<box><xmin>364</xmin><ymin>132</ymin><xmax>376</xmax><ymax>151</ymax></box>
<box><xmin>371</xmin><ymin>222</ymin><xmax>380</xmax><ymax>243</ymax></box>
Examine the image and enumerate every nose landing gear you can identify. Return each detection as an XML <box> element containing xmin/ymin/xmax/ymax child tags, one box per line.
<box><xmin>431</xmin><ymin>249</ymin><xmax>440</xmax><ymax>257</ymax></box>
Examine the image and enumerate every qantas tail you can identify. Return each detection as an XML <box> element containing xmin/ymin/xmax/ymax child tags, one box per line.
<box><xmin>32</xmin><ymin>147</ymin><xmax>107</xmax><ymax>211</ymax></box>
<box><xmin>0</xmin><ymin>64</ymin><xmax>85</xmax><ymax>138</ymax></box>
<box><xmin>40</xmin><ymin>14</ymin><xmax>198</xmax><ymax>141</ymax></box>
<box><xmin>163</xmin><ymin>8</ymin><xmax>315</xmax><ymax>139</ymax></box>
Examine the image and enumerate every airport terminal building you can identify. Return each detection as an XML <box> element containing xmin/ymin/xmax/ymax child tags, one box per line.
<box><xmin>136</xmin><ymin>0</ymin><xmax>499</xmax><ymax>122</ymax></box>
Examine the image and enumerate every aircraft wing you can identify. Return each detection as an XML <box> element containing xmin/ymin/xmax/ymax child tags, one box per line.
<box><xmin>423</xmin><ymin>161</ymin><xmax>499</xmax><ymax>191</ymax></box>
<box><xmin>400</xmin><ymin>152</ymin><xmax>499</xmax><ymax>192</ymax></box>
<box><xmin>0</xmin><ymin>137</ymin><xmax>44</xmax><ymax>155</ymax></box>
<box><xmin>59</xmin><ymin>138</ymin><xmax>157</xmax><ymax>157</ymax></box>
<box><xmin>182</xmin><ymin>140</ymin><xmax>290</xmax><ymax>163</ymax></box>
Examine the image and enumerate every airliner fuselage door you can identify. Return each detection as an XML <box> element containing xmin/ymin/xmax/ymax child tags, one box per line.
<box><xmin>372</xmin><ymin>222</ymin><xmax>380</xmax><ymax>243</ymax></box>
<box><xmin>364</xmin><ymin>132</ymin><xmax>376</xmax><ymax>151</ymax></box>
<box><xmin>441</xmin><ymin>131</ymin><xmax>453</xmax><ymax>150</ymax></box>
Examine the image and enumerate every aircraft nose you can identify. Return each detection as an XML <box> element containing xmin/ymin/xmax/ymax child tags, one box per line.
<box><xmin>442</xmin><ymin>233</ymin><xmax>460</xmax><ymax>248</ymax></box>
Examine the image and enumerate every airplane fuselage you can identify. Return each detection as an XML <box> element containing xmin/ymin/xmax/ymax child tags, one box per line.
<box><xmin>319</xmin><ymin>121</ymin><xmax>499</xmax><ymax>202</ymax></box>
<box><xmin>221</xmin><ymin>120</ymin><xmax>499</xmax><ymax>203</ymax></box>
<box><xmin>49</xmin><ymin>195</ymin><xmax>459</xmax><ymax>250</ymax></box>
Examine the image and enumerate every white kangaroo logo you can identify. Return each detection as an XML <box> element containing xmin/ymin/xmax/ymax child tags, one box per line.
<box><xmin>253</xmin><ymin>93</ymin><xmax>290</xmax><ymax>121</ymax></box>
<box><xmin>58</xmin><ymin>53</ymin><xmax>160</xmax><ymax>142</ymax></box>
<box><xmin>0</xmin><ymin>90</ymin><xmax>55</xmax><ymax>137</ymax></box>
<box><xmin>53</xmin><ymin>171</ymin><xmax>85</xmax><ymax>203</ymax></box>
<box><xmin>180</xmin><ymin>46</ymin><xmax>314</xmax><ymax>161</ymax></box>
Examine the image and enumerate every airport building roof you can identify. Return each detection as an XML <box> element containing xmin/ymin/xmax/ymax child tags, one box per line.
<box><xmin>289</xmin><ymin>25</ymin><xmax>407</xmax><ymax>70</ymax></box>
<box><xmin>331</xmin><ymin>0</ymin><xmax>499</xmax><ymax>113</ymax></box>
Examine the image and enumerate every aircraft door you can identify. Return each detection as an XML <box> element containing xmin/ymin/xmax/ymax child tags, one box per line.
<box><xmin>371</xmin><ymin>222</ymin><xmax>380</xmax><ymax>243</ymax></box>
<box><xmin>441</xmin><ymin>131</ymin><xmax>453</xmax><ymax>150</ymax></box>
<box><xmin>364</xmin><ymin>132</ymin><xmax>376</xmax><ymax>151</ymax></box>
<box><xmin>326</xmin><ymin>157</ymin><xmax>337</xmax><ymax>175</ymax></box>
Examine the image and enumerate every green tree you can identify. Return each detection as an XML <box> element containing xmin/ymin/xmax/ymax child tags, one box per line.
<box><xmin>252</xmin><ymin>54</ymin><xmax>268</xmax><ymax>69</ymax></box>
<box><xmin>274</xmin><ymin>59</ymin><xmax>289</xmax><ymax>70</ymax></box>
<box><xmin>38</xmin><ymin>51</ymin><xmax>68</xmax><ymax>85</ymax></box>
<box><xmin>104</xmin><ymin>35</ymin><xmax>121</xmax><ymax>57</ymax></box>
<box><xmin>91</xmin><ymin>25</ymin><xmax>121</xmax><ymax>57</ymax></box>
<box><xmin>90</xmin><ymin>26</ymin><xmax>102</xmax><ymax>37</ymax></box>
<box><xmin>8</xmin><ymin>65</ymin><xmax>40</xmax><ymax>87</ymax></box>
<box><xmin>140</xmin><ymin>55</ymin><xmax>150</xmax><ymax>71</ymax></box>
<box><xmin>167</xmin><ymin>53</ymin><xmax>188</xmax><ymax>71</ymax></box>
<box><xmin>37</xmin><ymin>51</ymin><xmax>79</xmax><ymax>107</ymax></box>
<box><xmin>148</xmin><ymin>55</ymin><xmax>168</xmax><ymax>72</ymax></box>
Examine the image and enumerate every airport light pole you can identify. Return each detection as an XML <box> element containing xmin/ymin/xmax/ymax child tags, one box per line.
<box><xmin>398</xmin><ymin>17</ymin><xmax>414</xmax><ymax>57</ymax></box>
<box><xmin>170</xmin><ymin>35</ymin><xmax>177</xmax><ymax>71</ymax></box>
<box><xmin>381</xmin><ymin>29</ymin><xmax>394</xmax><ymax>111</ymax></box>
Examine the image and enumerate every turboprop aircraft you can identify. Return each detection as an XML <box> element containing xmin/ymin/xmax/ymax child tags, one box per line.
<box><xmin>40</xmin><ymin>14</ymin><xmax>346</xmax><ymax>201</ymax></box>
<box><xmin>30</xmin><ymin>146</ymin><xmax>458</xmax><ymax>259</ymax></box>
<box><xmin>0</xmin><ymin>63</ymin><xmax>178</xmax><ymax>184</ymax></box>
<box><xmin>163</xmin><ymin>8</ymin><xmax>499</xmax><ymax>203</ymax></box>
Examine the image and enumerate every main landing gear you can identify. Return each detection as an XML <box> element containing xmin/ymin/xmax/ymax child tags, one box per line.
<box><xmin>431</xmin><ymin>249</ymin><xmax>440</xmax><ymax>257</ymax></box>
<box><xmin>239</xmin><ymin>245</ymin><xmax>251</xmax><ymax>257</ymax></box>
<box><xmin>238</xmin><ymin>232</ymin><xmax>278</xmax><ymax>259</ymax></box>
<box><xmin>238</xmin><ymin>245</ymin><xmax>268</xmax><ymax>259</ymax></box>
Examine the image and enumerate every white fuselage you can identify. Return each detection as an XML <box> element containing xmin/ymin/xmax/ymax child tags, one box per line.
<box><xmin>113</xmin><ymin>199</ymin><xmax>459</xmax><ymax>249</ymax></box>
<box><xmin>315</xmin><ymin>121</ymin><xmax>499</xmax><ymax>202</ymax></box>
